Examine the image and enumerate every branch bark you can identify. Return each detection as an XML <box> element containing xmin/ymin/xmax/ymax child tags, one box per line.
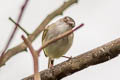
<box><xmin>23</xmin><ymin>37</ymin><xmax>120</xmax><ymax>80</ymax></box>
<box><xmin>0</xmin><ymin>0</ymin><xmax>78</xmax><ymax>67</ymax></box>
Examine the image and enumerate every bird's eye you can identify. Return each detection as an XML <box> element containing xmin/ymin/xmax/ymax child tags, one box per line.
<box><xmin>64</xmin><ymin>16</ymin><xmax>70</xmax><ymax>22</ymax></box>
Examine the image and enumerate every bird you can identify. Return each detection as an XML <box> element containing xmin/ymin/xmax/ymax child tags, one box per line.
<box><xmin>42</xmin><ymin>16</ymin><xmax>75</xmax><ymax>68</ymax></box>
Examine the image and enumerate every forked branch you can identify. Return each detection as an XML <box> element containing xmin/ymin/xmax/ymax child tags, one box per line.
<box><xmin>22</xmin><ymin>35</ymin><xmax>41</xmax><ymax>80</ymax></box>
<box><xmin>0</xmin><ymin>0</ymin><xmax>78</xmax><ymax>68</ymax></box>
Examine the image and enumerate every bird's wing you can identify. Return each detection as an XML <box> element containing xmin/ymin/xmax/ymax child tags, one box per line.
<box><xmin>42</xmin><ymin>28</ymin><xmax>48</xmax><ymax>57</ymax></box>
<box><xmin>42</xmin><ymin>23</ymin><xmax>57</xmax><ymax>57</ymax></box>
<box><xmin>42</xmin><ymin>29</ymin><xmax>48</xmax><ymax>42</ymax></box>
<box><xmin>42</xmin><ymin>23</ymin><xmax>56</xmax><ymax>42</ymax></box>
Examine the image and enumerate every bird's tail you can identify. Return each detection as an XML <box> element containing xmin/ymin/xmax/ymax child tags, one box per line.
<box><xmin>48</xmin><ymin>58</ymin><xmax>54</xmax><ymax>68</ymax></box>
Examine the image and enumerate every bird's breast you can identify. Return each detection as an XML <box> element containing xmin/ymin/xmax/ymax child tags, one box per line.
<box><xmin>43</xmin><ymin>23</ymin><xmax>73</xmax><ymax>58</ymax></box>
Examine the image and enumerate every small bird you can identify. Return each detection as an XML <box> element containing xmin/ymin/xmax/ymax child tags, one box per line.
<box><xmin>42</xmin><ymin>16</ymin><xmax>75</xmax><ymax>68</ymax></box>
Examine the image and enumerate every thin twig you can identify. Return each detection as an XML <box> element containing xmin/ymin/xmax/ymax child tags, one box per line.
<box><xmin>38</xmin><ymin>23</ymin><xmax>84</xmax><ymax>55</ymax></box>
<box><xmin>0</xmin><ymin>0</ymin><xmax>29</xmax><ymax>57</ymax></box>
<box><xmin>22</xmin><ymin>35</ymin><xmax>41</xmax><ymax>80</ymax></box>
<box><xmin>9</xmin><ymin>17</ymin><xmax>29</xmax><ymax>36</ymax></box>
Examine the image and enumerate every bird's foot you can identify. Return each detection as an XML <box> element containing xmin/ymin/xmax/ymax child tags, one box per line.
<box><xmin>62</xmin><ymin>56</ymin><xmax>72</xmax><ymax>60</ymax></box>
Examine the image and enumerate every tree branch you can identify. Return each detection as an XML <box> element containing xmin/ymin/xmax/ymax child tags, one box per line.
<box><xmin>0</xmin><ymin>0</ymin><xmax>29</xmax><ymax>58</ymax></box>
<box><xmin>23</xmin><ymin>37</ymin><xmax>120</xmax><ymax>80</ymax></box>
<box><xmin>0</xmin><ymin>0</ymin><xmax>78</xmax><ymax>68</ymax></box>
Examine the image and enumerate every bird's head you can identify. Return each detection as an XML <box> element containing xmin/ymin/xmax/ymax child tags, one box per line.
<box><xmin>63</xmin><ymin>16</ymin><xmax>75</xmax><ymax>28</ymax></box>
